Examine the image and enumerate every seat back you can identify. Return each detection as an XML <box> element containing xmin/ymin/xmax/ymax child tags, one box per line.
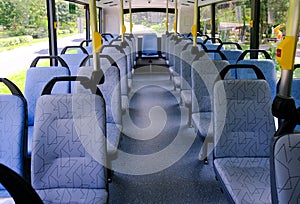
<box><xmin>110</xmin><ymin>40</ymin><xmax>132</xmax><ymax>83</ymax></box>
<box><xmin>60</xmin><ymin>46</ymin><xmax>89</xmax><ymax>92</ymax></box>
<box><xmin>142</xmin><ymin>33</ymin><xmax>158</xmax><ymax>56</ymax></box>
<box><xmin>24</xmin><ymin>56</ymin><xmax>70</xmax><ymax>157</ymax></box>
<box><xmin>236</xmin><ymin>49</ymin><xmax>277</xmax><ymax>99</ymax></box>
<box><xmin>191</xmin><ymin>54</ymin><xmax>229</xmax><ymax>114</ymax></box>
<box><xmin>80</xmin><ymin>40</ymin><xmax>93</xmax><ymax>55</ymax></box>
<box><xmin>101</xmin><ymin>45</ymin><xmax>128</xmax><ymax>97</ymax></box>
<box><xmin>0</xmin><ymin>78</ymin><xmax>27</xmax><ymax>197</ymax></box>
<box><xmin>237</xmin><ymin>59</ymin><xmax>277</xmax><ymax>99</ymax></box>
<box><xmin>31</xmin><ymin>77</ymin><xmax>107</xmax><ymax>203</ymax></box>
<box><xmin>173</xmin><ymin>39</ymin><xmax>190</xmax><ymax>76</ymax></box>
<box><xmin>180</xmin><ymin>45</ymin><xmax>198</xmax><ymax>91</ymax></box>
<box><xmin>213</xmin><ymin>65</ymin><xmax>275</xmax><ymax>158</ymax></box>
<box><xmin>60</xmin><ymin>46</ymin><xmax>89</xmax><ymax>76</ymax></box>
<box><xmin>217</xmin><ymin>42</ymin><xmax>243</xmax><ymax>65</ymax></box>
<box><xmin>271</xmin><ymin>133</ymin><xmax>300</xmax><ymax>204</ymax></box>
<box><xmin>77</xmin><ymin>56</ymin><xmax>122</xmax><ymax>126</ymax></box>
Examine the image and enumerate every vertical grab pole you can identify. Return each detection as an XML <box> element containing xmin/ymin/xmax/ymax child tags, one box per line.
<box><xmin>174</xmin><ymin>0</ymin><xmax>178</xmax><ymax>35</ymax></box>
<box><xmin>129</xmin><ymin>0</ymin><xmax>133</xmax><ymax>34</ymax></box>
<box><xmin>192</xmin><ymin>0</ymin><xmax>198</xmax><ymax>47</ymax></box>
<box><xmin>88</xmin><ymin>0</ymin><xmax>102</xmax><ymax>71</ymax></box>
<box><xmin>166</xmin><ymin>0</ymin><xmax>169</xmax><ymax>33</ymax></box>
<box><xmin>277</xmin><ymin>0</ymin><xmax>300</xmax><ymax>97</ymax></box>
<box><xmin>120</xmin><ymin>0</ymin><xmax>126</xmax><ymax>42</ymax></box>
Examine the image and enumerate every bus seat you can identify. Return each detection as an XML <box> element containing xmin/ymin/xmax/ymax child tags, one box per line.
<box><xmin>161</xmin><ymin>34</ymin><xmax>167</xmax><ymax>58</ymax></box>
<box><xmin>101</xmin><ymin>45</ymin><xmax>129</xmax><ymax>113</ymax></box>
<box><xmin>237</xmin><ymin>59</ymin><xmax>277</xmax><ymax>99</ymax></box>
<box><xmin>111</xmin><ymin>40</ymin><xmax>133</xmax><ymax>91</ymax></box>
<box><xmin>213</xmin><ymin>66</ymin><xmax>275</xmax><ymax>203</ymax></box>
<box><xmin>221</xmin><ymin>50</ymin><xmax>243</xmax><ymax>65</ymax></box>
<box><xmin>60</xmin><ymin>46</ymin><xmax>89</xmax><ymax>92</ymax></box>
<box><xmin>31</xmin><ymin>77</ymin><xmax>108</xmax><ymax>204</ymax></box>
<box><xmin>24</xmin><ymin>56</ymin><xmax>70</xmax><ymax>157</ymax></box>
<box><xmin>180</xmin><ymin>44</ymin><xmax>198</xmax><ymax>125</ymax></box>
<box><xmin>0</xmin><ymin>78</ymin><xmax>28</xmax><ymax>197</ymax></box>
<box><xmin>77</xmin><ymin>63</ymin><xmax>122</xmax><ymax>157</ymax></box>
<box><xmin>142</xmin><ymin>33</ymin><xmax>159</xmax><ymax>58</ymax></box>
<box><xmin>191</xmin><ymin>57</ymin><xmax>229</xmax><ymax>164</ymax></box>
<box><xmin>79</xmin><ymin>40</ymin><xmax>93</xmax><ymax>55</ymax></box>
<box><xmin>172</xmin><ymin>39</ymin><xmax>190</xmax><ymax>90</ymax></box>
<box><xmin>271</xmin><ymin>133</ymin><xmax>300</xmax><ymax>204</ymax></box>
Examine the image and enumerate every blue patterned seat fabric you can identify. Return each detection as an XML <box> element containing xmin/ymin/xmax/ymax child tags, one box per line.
<box><xmin>111</xmin><ymin>40</ymin><xmax>133</xmax><ymax>91</ymax></box>
<box><xmin>101</xmin><ymin>45</ymin><xmax>129</xmax><ymax>113</ymax></box>
<box><xmin>172</xmin><ymin>39</ymin><xmax>190</xmax><ymax>89</ymax></box>
<box><xmin>142</xmin><ymin>33</ymin><xmax>158</xmax><ymax>57</ymax></box>
<box><xmin>24</xmin><ymin>67</ymin><xmax>70</xmax><ymax>156</ymax></box>
<box><xmin>168</xmin><ymin>36</ymin><xmax>178</xmax><ymax>78</ymax></box>
<box><xmin>271</xmin><ymin>133</ymin><xmax>300</xmax><ymax>204</ymax></box>
<box><xmin>77</xmin><ymin>63</ymin><xmax>122</xmax><ymax>157</ymax></box>
<box><xmin>237</xmin><ymin>59</ymin><xmax>277</xmax><ymax>100</ymax></box>
<box><xmin>213</xmin><ymin>79</ymin><xmax>275</xmax><ymax>204</ymax></box>
<box><xmin>180</xmin><ymin>45</ymin><xmax>198</xmax><ymax>114</ymax></box>
<box><xmin>31</xmin><ymin>94</ymin><xmax>107</xmax><ymax>204</ymax></box>
<box><xmin>0</xmin><ymin>80</ymin><xmax>27</xmax><ymax>197</ymax></box>
<box><xmin>191</xmin><ymin>57</ymin><xmax>229</xmax><ymax>138</ymax></box>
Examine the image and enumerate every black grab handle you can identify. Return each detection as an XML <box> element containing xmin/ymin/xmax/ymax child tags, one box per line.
<box><xmin>219</xmin><ymin>64</ymin><xmax>266</xmax><ymax>80</ymax></box>
<box><xmin>30</xmin><ymin>56</ymin><xmax>69</xmax><ymax>68</ymax></box>
<box><xmin>80</xmin><ymin>39</ymin><xmax>92</xmax><ymax>47</ymax></box>
<box><xmin>61</xmin><ymin>46</ymin><xmax>89</xmax><ymax>55</ymax></box>
<box><xmin>237</xmin><ymin>49</ymin><xmax>271</xmax><ymax>61</ymax></box>
<box><xmin>101</xmin><ymin>33</ymin><xmax>114</xmax><ymax>39</ymax></box>
<box><xmin>203</xmin><ymin>37</ymin><xmax>223</xmax><ymax>44</ymax></box>
<box><xmin>217</xmin><ymin>42</ymin><xmax>243</xmax><ymax>51</ymax></box>
<box><xmin>294</xmin><ymin>64</ymin><xmax>300</xmax><ymax>70</ymax></box>
<box><xmin>42</xmin><ymin>76</ymin><xmax>104</xmax><ymax>98</ymax></box>
<box><xmin>0</xmin><ymin>163</ymin><xmax>43</xmax><ymax>204</ymax></box>
<box><xmin>0</xmin><ymin>78</ymin><xmax>24</xmax><ymax>97</ymax></box>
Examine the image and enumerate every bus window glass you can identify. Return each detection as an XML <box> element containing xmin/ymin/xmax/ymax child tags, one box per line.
<box><xmin>215</xmin><ymin>1</ymin><xmax>251</xmax><ymax>48</ymax></box>
<box><xmin>124</xmin><ymin>12</ymin><xmax>175</xmax><ymax>37</ymax></box>
<box><xmin>56</xmin><ymin>0</ymin><xmax>86</xmax><ymax>54</ymax></box>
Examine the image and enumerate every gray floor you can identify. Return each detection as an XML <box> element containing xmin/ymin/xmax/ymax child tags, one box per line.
<box><xmin>108</xmin><ymin>72</ymin><xmax>228</xmax><ymax>203</ymax></box>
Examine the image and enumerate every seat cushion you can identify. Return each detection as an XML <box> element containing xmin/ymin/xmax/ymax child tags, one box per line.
<box><xmin>214</xmin><ymin>158</ymin><xmax>271</xmax><ymax>204</ymax></box>
<box><xmin>36</xmin><ymin>188</ymin><xmax>107</xmax><ymax>204</ymax></box>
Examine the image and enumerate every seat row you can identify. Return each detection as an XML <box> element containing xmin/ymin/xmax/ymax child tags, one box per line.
<box><xmin>0</xmin><ymin>76</ymin><xmax>108</xmax><ymax>203</ymax></box>
<box><xmin>161</xmin><ymin>32</ymin><xmax>300</xmax><ymax>203</ymax></box>
<box><xmin>163</xmin><ymin>33</ymin><xmax>277</xmax><ymax>162</ymax></box>
<box><xmin>0</xmin><ymin>33</ymin><xmax>139</xmax><ymax>203</ymax></box>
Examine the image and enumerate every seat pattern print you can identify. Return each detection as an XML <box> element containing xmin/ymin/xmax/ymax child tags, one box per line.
<box><xmin>213</xmin><ymin>80</ymin><xmax>275</xmax><ymax>204</ymax></box>
<box><xmin>31</xmin><ymin>94</ymin><xmax>107</xmax><ymax>204</ymax></box>
<box><xmin>0</xmin><ymin>96</ymin><xmax>26</xmax><ymax>197</ymax></box>
<box><xmin>272</xmin><ymin>134</ymin><xmax>300</xmax><ymax>204</ymax></box>
<box><xmin>214</xmin><ymin>157</ymin><xmax>271</xmax><ymax>204</ymax></box>
<box><xmin>214</xmin><ymin>80</ymin><xmax>275</xmax><ymax>158</ymax></box>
